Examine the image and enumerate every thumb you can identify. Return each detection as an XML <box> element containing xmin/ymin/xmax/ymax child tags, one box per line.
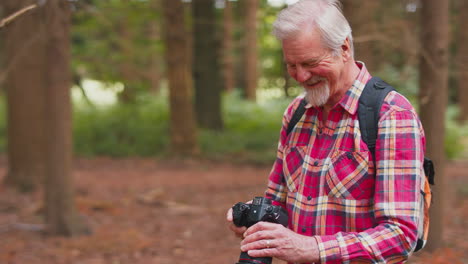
<box><xmin>226</xmin><ymin>207</ymin><xmax>233</xmax><ymax>222</ymax></box>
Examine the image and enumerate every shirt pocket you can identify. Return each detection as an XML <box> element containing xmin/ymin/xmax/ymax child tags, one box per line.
<box><xmin>283</xmin><ymin>145</ymin><xmax>307</xmax><ymax>193</ymax></box>
<box><xmin>325</xmin><ymin>150</ymin><xmax>373</xmax><ymax>200</ymax></box>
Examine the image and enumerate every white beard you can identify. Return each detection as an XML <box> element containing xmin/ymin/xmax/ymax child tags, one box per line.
<box><xmin>303</xmin><ymin>79</ymin><xmax>330</xmax><ymax>107</ymax></box>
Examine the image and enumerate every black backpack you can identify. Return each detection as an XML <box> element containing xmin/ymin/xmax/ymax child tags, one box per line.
<box><xmin>286</xmin><ymin>76</ymin><xmax>434</xmax><ymax>252</ymax></box>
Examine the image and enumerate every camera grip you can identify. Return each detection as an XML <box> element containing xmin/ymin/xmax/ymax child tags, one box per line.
<box><xmin>232</xmin><ymin>202</ymin><xmax>248</xmax><ymax>227</ymax></box>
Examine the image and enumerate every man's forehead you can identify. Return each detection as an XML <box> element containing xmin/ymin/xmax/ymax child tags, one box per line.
<box><xmin>282</xmin><ymin>51</ymin><xmax>328</xmax><ymax>64</ymax></box>
<box><xmin>281</xmin><ymin>33</ymin><xmax>328</xmax><ymax>63</ymax></box>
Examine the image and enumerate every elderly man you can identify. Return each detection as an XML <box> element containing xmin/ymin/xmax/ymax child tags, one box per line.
<box><xmin>227</xmin><ymin>0</ymin><xmax>426</xmax><ymax>263</ymax></box>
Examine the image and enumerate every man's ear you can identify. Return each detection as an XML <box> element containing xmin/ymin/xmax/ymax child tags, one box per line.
<box><xmin>341</xmin><ymin>37</ymin><xmax>352</xmax><ymax>62</ymax></box>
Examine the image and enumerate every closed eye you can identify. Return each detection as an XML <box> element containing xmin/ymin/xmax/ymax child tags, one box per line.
<box><xmin>302</xmin><ymin>61</ymin><xmax>320</xmax><ymax>68</ymax></box>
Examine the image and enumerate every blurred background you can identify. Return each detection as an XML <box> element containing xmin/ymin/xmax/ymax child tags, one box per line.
<box><xmin>0</xmin><ymin>0</ymin><xmax>466</xmax><ymax>263</ymax></box>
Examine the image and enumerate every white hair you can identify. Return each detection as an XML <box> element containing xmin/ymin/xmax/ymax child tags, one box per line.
<box><xmin>272</xmin><ymin>0</ymin><xmax>354</xmax><ymax>57</ymax></box>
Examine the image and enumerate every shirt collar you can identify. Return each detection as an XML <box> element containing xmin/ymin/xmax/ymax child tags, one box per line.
<box><xmin>338</xmin><ymin>61</ymin><xmax>372</xmax><ymax>115</ymax></box>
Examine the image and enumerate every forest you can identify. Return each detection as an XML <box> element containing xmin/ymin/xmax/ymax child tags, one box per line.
<box><xmin>0</xmin><ymin>0</ymin><xmax>467</xmax><ymax>263</ymax></box>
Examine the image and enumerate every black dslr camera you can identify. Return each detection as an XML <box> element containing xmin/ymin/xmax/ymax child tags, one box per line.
<box><xmin>232</xmin><ymin>197</ymin><xmax>288</xmax><ymax>264</ymax></box>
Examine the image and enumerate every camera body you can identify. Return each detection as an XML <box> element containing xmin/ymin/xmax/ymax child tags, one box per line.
<box><xmin>232</xmin><ymin>197</ymin><xmax>288</xmax><ymax>264</ymax></box>
<box><xmin>232</xmin><ymin>197</ymin><xmax>288</xmax><ymax>228</ymax></box>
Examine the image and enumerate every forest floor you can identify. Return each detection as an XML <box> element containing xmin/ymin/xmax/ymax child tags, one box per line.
<box><xmin>0</xmin><ymin>156</ymin><xmax>466</xmax><ymax>264</ymax></box>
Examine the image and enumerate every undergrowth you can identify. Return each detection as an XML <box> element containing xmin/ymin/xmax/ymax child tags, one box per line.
<box><xmin>72</xmin><ymin>91</ymin><xmax>290</xmax><ymax>164</ymax></box>
<box><xmin>0</xmin><ymin>89</ymin><xmax>465</xmax><ymax>164</ymax></box>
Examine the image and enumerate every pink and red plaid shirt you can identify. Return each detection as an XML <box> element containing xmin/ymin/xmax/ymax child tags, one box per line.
<box><xmin>265</xmin><ymin>63</ymin><xmax>426</xmax><ymax>264</ymax></box>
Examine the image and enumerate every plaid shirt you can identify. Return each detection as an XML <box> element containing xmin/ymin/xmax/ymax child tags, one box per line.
<box><xmin>265</xmin><ymin>63</ymin><xmax>426</xmax><ymax>264</ymax></box>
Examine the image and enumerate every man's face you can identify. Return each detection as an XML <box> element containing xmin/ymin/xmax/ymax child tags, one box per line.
<box><xmin>282</xmin><ymin>29</ymin><xmax>346</xmax><ymax>107</ymax></box>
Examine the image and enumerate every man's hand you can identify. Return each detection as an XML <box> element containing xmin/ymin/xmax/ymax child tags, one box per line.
<box><xmin>240</xmin><ymin>222</ymin><xmax>320</xmax><ymax>263</ymax></box>
<box><xmin>226</xmin><ymin>200</ymin><xmax>252</xmax><ymax>238</ymax></box>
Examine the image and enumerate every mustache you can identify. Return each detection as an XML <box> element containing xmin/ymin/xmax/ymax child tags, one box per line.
<box><xmin>302</xmin><ymin>76</ymin><xmax>327</xmax><ymax>86</ymax></box>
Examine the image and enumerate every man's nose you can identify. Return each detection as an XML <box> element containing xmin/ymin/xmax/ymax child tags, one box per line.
<box><xmin>295</xmin><ymin>66</ymin><xmax>311</xmax><ymax>83</ymax></box>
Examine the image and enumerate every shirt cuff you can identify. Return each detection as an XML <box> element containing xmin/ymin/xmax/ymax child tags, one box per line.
<box><xmin>314</xmin><ymin>235</ymin><xmax>343</xmax><ymax>264</ymax></box>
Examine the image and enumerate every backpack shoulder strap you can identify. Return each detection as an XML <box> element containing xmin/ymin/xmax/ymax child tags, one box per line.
<box><xmin>287</xmin><ymin>76</ymin><xmax>395</xmax><ymax>155</ymax></box>
<box><xmin>358</xmin><ymin>76</ymin><xmax>395</xmax><ymax>159</ymax></box>
<box><xmin>286</xmin><ymin>98</ymin><xmax>307</xmax><ymax>135</ymax></box>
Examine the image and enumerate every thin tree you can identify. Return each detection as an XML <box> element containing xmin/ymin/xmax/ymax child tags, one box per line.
<box><xmin>43</xmin><ymin>0</ymin><xmax>90</xmax><ymax>236</ymax></box>
<box><xmin>147</xmin><ymin>2</ymin><xmax>162</xmax><ymax>94</ymax></box>
<box><xmin>116</xmin><ymin>17</ymin><xmax>138</xmax><ymax>103</ymax></box>
<box><xmin>223</xmin><ymin>0</ymin><xmax>235</xmax><ymax>93</ymax></box>
<box><xmin>192</xmin><ymin>0</ymin><xmax>224</xmax><ymax>130</ymax></box>
<box><xmin>3</xmin><ymin>0</ymin><xmax>47</xmax><ymax>192</ymax></box>
<box><xmin>456</xmin><ymin>0</ymin><xmax>468</xmax><ymax>122</ymax></box>
<box><xmin>163</xmin><ymin>0</ymin><xmax>199</xmax><ymax>155</ymax></box>
<box><xmin>244</xmin><ymin>0</ymin><xmax>258</xmax><ymax>101</ymax></box>
<box><xmin>419</xmin><ymin>0</ymin><xmax>449</xmax><ymax>251</ymax></box>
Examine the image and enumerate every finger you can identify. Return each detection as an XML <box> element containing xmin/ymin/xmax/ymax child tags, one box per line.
<box><xmin>246</xmin><ymin>248</ymin><xmax>278</xmax><ymax>258</ymax></box>
<box><xmin>230</xmin><ymin>224</ymin><xmax>247</xmax><ymax>238</ymax></box>
<box><xmin>241</xmin><ymin>230</ymin><xmax>271</xmax><ymax>245</ymax></box>
<box><xmin>244</xmin><ymin>221</ymin><xmax>282</xmax><ymax>237</ymax></box>
<box><xmin>226</xmin><ymin>207</ymin><xmax>233</xmax><ymax>221</ymax></box>
<box><xmin>230</xmin><ymin>224</ymin><xmax>246</xmax><ymax>234</ymax></box>
<box><xmin>241</xmin><ymin>238</ymin><xmax>275</xmax><ymax>252</ymax></box>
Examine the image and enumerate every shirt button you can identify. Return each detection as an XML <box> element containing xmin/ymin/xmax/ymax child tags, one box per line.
<box><xmin>347</xmin><ymin>153</ymin><xmax>353</xmax><ymax>159</ymax></box>
<box><xmin>302</xmin><ymin>227</ymin><xmax>307</xmax><ymax>233</ymax></box>
<box><xmin>314</xmin><ymin>161</ymin><xmax>319</xmax><ymax>166</ymax></box>
<box><xmin>307</xmin><ymin>196</ymin><xmax>312</xmax><ymax>200</ymax></box>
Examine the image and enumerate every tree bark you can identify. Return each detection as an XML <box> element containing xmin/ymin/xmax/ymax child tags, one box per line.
<box><xmin>3</xmin><ymin>0</ymin><xmax>47</xmax><ymax>192</ymax></box>
<box><xmin>116</xmin><ymin>17</ymin><xmax>138</xmax><ymax>103</ymax></box>
<box><xmin>341</xmin><ymin>0</ymin><xmax>379</xmax><ymax>72</ymax></box>
<box><xmin>192</xmin><ymin>0</ymin><xmax>224</xmax><ymax>130</ymax></box>
<box><xmin>163</xmin><ymin>0</ymin><xmax>199</xmax><ymax>155</ymax></box>
<box><xmin>223</xmin><ymin>0</ymin><xmax>235</xmax><ymax>93</ymax></box>
<box><xmin>457</xmin><ymin>0</ymin><xmax>468</xmax><ymax>122</ymax></box>
<box><xmin>147</xmin><ymin>5</ymin><xmax>162</xmax><ymax>94</ymax></box>
<box><xmin>0</xmin><ymin>6</ymin><xmax>4</xmax><ymax>92</ymax></box>
<box><xmin>244</xmin><ymin>0</ymin><xmax>258</xmax><ymax>101</ymax></box>
<box><xmin>419</xmin><ymin>0</ymin><xmax>449</xmax><ymax>251</ymax></box>
<box><xmin>42</xmin><ymin>0</ymin><xmax>90</xmax><ymax>236</ymax></box>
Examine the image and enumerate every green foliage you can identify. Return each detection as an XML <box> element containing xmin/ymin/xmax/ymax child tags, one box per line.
<box><xmin>71</xmin><ymin>0</ymin><xmax>163</xmax><ymax>96</ymax></box>
<box><xmin>258</xmin><ymin>1</ymin><xmax>284</xmax><ymax>80</ymax></box>
<box><xmin>199</xmin><ymin>90</ymin><xmax>290</xmax><ymax>163</ymax></box>
<box><xmin>375</xmin><ymin>64</ymin><xmax>419</xmax><ymax>101</ymax></box>
<box><xmin>0</xmin><ymin>88</ymin><xmax>465</xmax><ymax>163</ymax></box>
<box><xmin>71</xmin><ymin>86</ymin><xmax>467</xmax><ymax>162</ymax></box>
<box><xmin>445</xmin><ymin>106</ymin><xmax>468</xmax><ymax>160</ymax></box>
<box><xmin>72</xmin><ymin>90</ymin><xmax>290</xmax><ymax>163</ymax></box>
<box><xmin>73</xmin><ymin>94</ymin><xmax>170</xmax><ymax>157</ymax></box>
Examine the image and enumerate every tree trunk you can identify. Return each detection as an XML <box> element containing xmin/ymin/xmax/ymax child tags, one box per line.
<box><xmin>0</xmin><ymin>6</ymin><xmax>4</xmax><ymax>92</ymax></box>
<box><xmin>42</xmin><ymin>0</ymin><xmax>90</xmax><ymax>236</ymax></box>
<box><xmin>163</xmin><ymin>0</ymin><xmax>199</xmax><ymax>155</ymax></box>
<box><xmin>342</xmin><ymin>0</ymin><xmax>379</xmax><ymax>72</ymax></box>
<box><xmin>223</xmin><ymin>0</ymin><xmax>235</xmax><ymax>93</ymax></box>
<box><xmin>3</xmin><ymin>0</ymin><xmax>47</xmax><ymax>192</ymax></box>
<box><xmin>116</xmin><ymin>18</ymin><xmax>138</xmax><ymax>103</ymax></box>
<box><xmin>192</xmin><ymin>0</ymin><xmax>224</xmax><ymax>130</ymax></box>
<box><xmin>419</xmin><ymin>0</ymin><xmax>449</xmax><ymax>251</ymax></box>
<box><xmin>147</xmin><ymin>8</ymin><xmax>162</xmax><ymax>94</ymax></box>
<box><xmin>244</xmin><ymin>0</ymin><xmax>258</xmax><ymax>101</ymax></box>
<box><xmin>457</xmin><ymin>0</ymin><xmax>468</xmax><ymax>122</ymax></box>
